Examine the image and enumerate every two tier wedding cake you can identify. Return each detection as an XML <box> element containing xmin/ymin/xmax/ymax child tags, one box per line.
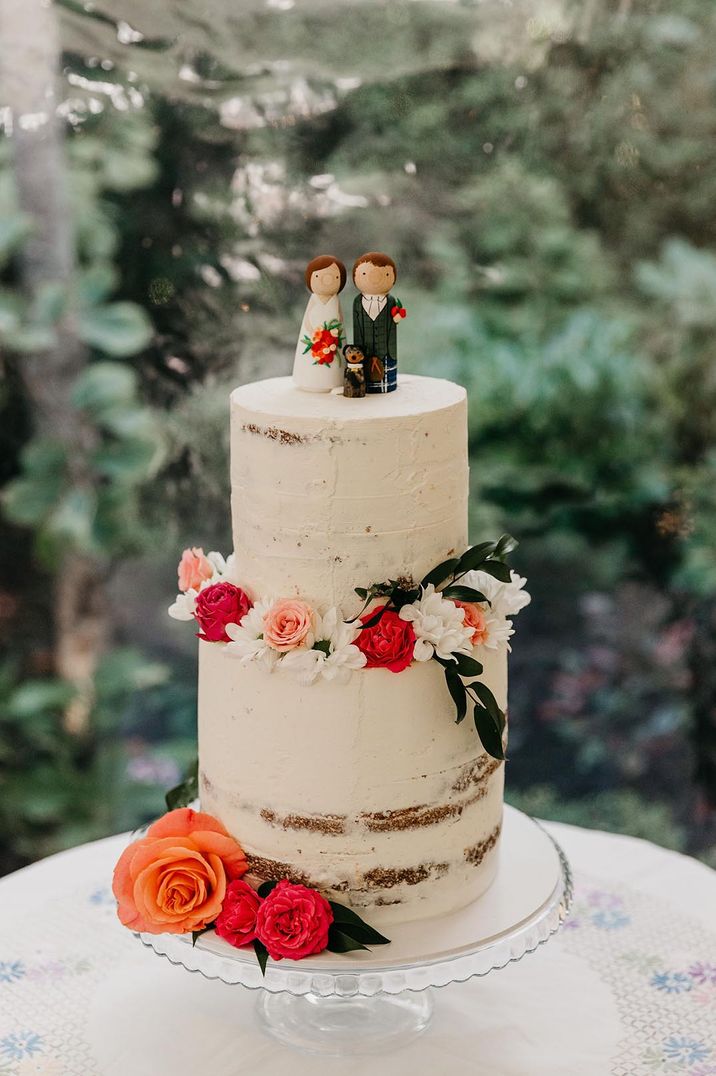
<box><xmin>162</xmin><ymin>253</ymin><xmax>530</xmax><ymax>937</ymax></box>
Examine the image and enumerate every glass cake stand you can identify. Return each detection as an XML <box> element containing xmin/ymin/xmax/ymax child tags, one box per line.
<box><xmin>138</xmin><ymin>805</ymin><xmax>572</xmax><ymax>1056</ymax></box>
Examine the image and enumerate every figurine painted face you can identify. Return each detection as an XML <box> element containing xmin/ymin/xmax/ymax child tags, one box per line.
<box><xmin>308</xmin><ymin>260</ymin><xmax>343</xmax><ymax>299</ymax></box>
<box><xmin>353</xmin><ymin>255</ymin><xmax>396</xmax><ymax>296</ymax></box>
<box><xmin>344</xmin><ymin>344</ymin><xmax>365</xmax><ymax>366</ymax></box>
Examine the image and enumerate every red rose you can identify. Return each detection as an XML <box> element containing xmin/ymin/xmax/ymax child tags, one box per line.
<box><xmin>355</xmin><ymin>605</ymin><xmax>416</xmax><ymax>673</ymax></box>
<box><xmin>194</xmin><ymin>581</ymin><xmax>253</xmax><ymax>642</ymax></box>
<box><xmin>215</xmin><ymin>878</ymin><xmax>262</xmax><ymax>948</ymax></box>
<box><xmin>255</xmin><ymin>880</ymin><xmax>333</xmax><ymax>961</ymax></box>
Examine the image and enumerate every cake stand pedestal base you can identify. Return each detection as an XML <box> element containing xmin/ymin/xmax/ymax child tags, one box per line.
<box><xmin>256</xmin><ymin>988</ymin><xmax>434</xmax><ymax>1055</ymax></box>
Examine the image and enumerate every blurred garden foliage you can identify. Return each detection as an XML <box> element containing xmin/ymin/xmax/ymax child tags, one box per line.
<box><xmin>0</xmin><ymin>0</ymin><xmax>715</xmax><ymax>872</ymax></box>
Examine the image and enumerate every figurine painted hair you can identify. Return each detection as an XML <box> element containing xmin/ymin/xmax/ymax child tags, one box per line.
<box><xmin>292</xmin><ymin>255</ymin><xmax>347</xmax><ymax>393</ymax></box>
<box><xmin>352</xmin><ymin>252</ymin><xmax>405</xmax><ymax>394</ymax></box>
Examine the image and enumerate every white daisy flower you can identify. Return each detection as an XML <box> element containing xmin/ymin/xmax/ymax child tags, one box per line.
<box><xmin>398</xmin><ymin>584</ymin><xmax>474</xmax><ymax>663</ymax></box>
<box><xmin>224</xmin><ymin>599</ymin><xmax>279</xmax><ymax>672</ymax></box>
<box><xmin>459</xmin><ymin>568</ymin><xmax>531</xmax><ymax>619</ymax></box>
<box><xmin>168</xmin><ymin>588</ymin><xmax>199</xmax><ymax>621</ymax></box>
<box><xmin>280</xmin><ymin>607</ymin><xmax>367</xmax><ymax>685</ymax></box>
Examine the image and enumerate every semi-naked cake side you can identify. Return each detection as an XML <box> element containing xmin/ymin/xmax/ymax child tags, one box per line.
<box><xmin>197</xmin><ymin>374</ymin><xmax>508</xmax><ymax>923</ymax></box>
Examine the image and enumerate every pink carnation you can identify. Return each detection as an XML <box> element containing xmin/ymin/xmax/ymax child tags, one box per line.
<box><xmin>178</xmin><ymin>547</ymin><xmax>214</xmax><ymax>592</ymax></box>
<box><xmin>454</xmin><ymin>601</ymin><xmax>489</xmax><ymax>646</ymax></box>
<box><xmin>263</xmin><ymin>598</ymin><xmax>314</xmax><ymax>652</ymax></box>
<box><xmin>255</xmin><ymin>880</ymin><xmax>333</xmax><ymax>961</ymax></box>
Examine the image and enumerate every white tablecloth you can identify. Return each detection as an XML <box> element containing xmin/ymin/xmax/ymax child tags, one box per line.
<box><xmin>0</xmin><ymin>822</ymin><xmax>714</xmax><ymax>1076</ymax></box>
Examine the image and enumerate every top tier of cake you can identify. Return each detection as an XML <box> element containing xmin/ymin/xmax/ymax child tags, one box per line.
<box><xmin>229</xmin><ymin>374</ymin><xmax>468</xmax><ymax>609</ymax></box>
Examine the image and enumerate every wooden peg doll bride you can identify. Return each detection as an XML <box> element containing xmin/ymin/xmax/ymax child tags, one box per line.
<box><xmin>292</xmin><ymin>255</ymin><xmax>346</xmax><ymax>392</ymax></box>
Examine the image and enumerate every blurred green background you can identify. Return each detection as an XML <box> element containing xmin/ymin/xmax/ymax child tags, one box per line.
<box><xmin>0</xmin><ymin>0</ymin><xmax>714</xmax><ymax>875</ymax></box>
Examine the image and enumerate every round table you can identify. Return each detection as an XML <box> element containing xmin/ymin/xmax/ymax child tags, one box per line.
<box><xmin>0</xmin><ymin>822</ymin><xmax>714</xmax><ymax>1076</ymax></box>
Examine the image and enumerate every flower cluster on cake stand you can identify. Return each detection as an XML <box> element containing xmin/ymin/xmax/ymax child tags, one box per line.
<box><xmin>132</xmin><ymin>806</ymin><xmax>572</xmax><ymax>1055</ymax></box>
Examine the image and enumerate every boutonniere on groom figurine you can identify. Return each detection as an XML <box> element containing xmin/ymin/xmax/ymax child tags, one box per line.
<box><xmin>352</xmin><ymin>251</ymin><xmax>403</xmax><ymax>395</ymax></box>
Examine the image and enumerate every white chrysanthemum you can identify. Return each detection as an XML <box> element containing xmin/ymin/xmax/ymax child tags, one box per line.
<box><xmin>168</xmin><ymin>588</ymin><xmax>199</xmax><ymax>621</ymax></box>
<box><xmin>280</xmin><ymin>607</ymin><xmax>367</xmax><ymax>685</ymax></box>
<box><xmin>459</xmin><ymin>568</ymin><xmax>531</xmax><ymax>619</ymax></box>
<box><xmin>399</xmin><ymin>584</ymin><xmax>474</xmax><ymax>662</ymax></box>
<box><xmin>224</xmin><ymin>599</ymin><xmax>279</xmax><ymax>672</ymax></box>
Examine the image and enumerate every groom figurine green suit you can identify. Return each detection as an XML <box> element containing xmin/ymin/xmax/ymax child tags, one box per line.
<box><xmin>352</xmin><ymin>252</ymin><xmax>400</xmax><ymax>394</ymax></box>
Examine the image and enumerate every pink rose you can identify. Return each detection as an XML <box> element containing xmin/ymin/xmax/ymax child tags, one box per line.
<box><xmin>255</xmin><ymin>880</ymin><xmax>333</xmax><ymax>961</ymax></box>
<box><xmin>355</xmin><ymin>605</ymin><xmax>416</xmax><ymax>673</ymax></box>
<box><xmin>195</xmin><ymin>582</ymin><xmax>253</xmax><ymax>642</ymax></box>
<box><xmin>263</xmin><ymin>598</ymin><xmax>314</xmax><ymax>652</ymax></box>
<box><xmin>454</xmin><ymin>601</ymin><xmax>489</xmax><ymax>646</ymax></box>
<box><xmin>178</xmin><ymin>547</ymin><xmax>214</xmax><ymax>592</ymax></box>
<box><xmin>215</xmin><ymin>879</ymin><xmax>262</xmax><ymax>948</ymax></box>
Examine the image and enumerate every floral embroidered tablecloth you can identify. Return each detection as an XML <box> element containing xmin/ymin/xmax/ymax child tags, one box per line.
<box><xmin>0</xmin><ymin>823</ymin><xmax>714</xmax><ymax>1076</ymax></box>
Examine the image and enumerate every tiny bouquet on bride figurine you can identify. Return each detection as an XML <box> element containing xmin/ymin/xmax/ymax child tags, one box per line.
<box><xmin>168</xmin><ymin>537</ymin><xmax>530</xmax><ymax>761</ymax></box>
<box><xmin>113</xmin><ymin>806</ymin><xmax>390</xmax><ymax>974</ymax></box>
<box><xmin>301</xmin><ymin>319</ymin><xmax>344</xmax><ymax>365</ymax></box>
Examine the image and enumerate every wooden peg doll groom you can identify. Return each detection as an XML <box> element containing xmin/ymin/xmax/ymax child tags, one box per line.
<box><xmin>352</xmin><ymin>252</ymin><xmax>401</xmax><ymax>394</ymax></box>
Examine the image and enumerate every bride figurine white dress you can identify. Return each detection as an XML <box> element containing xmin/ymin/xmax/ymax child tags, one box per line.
<box><xmin>292</xmin><ymin>255</ymin><xmax>346</xmax><ymax>392</ymax></box>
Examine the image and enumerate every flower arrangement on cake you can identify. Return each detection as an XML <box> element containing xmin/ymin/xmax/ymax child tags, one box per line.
<box><xmin>113</xmin><ymin>807</ymin><xmax>389</xmax><ymax>973</ymax></box>
<box><xmin>168</xmin><ymin>536</ymin><xmax>529</xmax><ymax>760</ymax></box>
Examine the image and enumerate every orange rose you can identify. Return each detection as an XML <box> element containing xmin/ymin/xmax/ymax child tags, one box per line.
<box><xmin>454</xmin><ymin>600</ymin><xmax>489</xmax><ymax>646</ymax></box>
<box><xmin>112</xmin><ymin>807</ymin><xmax>247</xmax><ymax>935</ymax></box>
<box><xmin>177</xmin><ymin>547</ymin><xmax>214</xmax><ymax>592</ymax></box>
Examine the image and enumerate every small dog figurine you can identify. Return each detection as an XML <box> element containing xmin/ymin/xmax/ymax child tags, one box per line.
<box><xmin>343</xmin><ymin>345</ymin><xmax>366</xmax><ymax>398</ymax></box>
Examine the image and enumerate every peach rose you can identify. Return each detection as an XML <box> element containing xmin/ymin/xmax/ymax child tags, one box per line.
<box><xmin>454</xmin><ymin>601</ymin><xmax>489</xmax><ymax>646</ymax></box>
<box><xmin>263</xmin><ymin>598</ymin><xmax>315</xmax><ymax>652</ymax></box>
<box><xmin>112</xmin><ymin>807</ymin><xmax>247</xmax><ymax>935</ymax></box>
<box><xmin>178</xmin><ymin>547</ymin><xmax>214</xmax><ymax>592</ymax></box>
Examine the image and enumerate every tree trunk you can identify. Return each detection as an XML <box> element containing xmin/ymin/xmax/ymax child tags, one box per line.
<box><xmin>0</xmin><ymin>0</ymin><xmax>110</xmax><ymax>732</ymax></box>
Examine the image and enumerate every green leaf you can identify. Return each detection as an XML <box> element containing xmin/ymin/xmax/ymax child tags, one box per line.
<box><xmin>354</xmin><ymin>587</ymin><xmax>368</xmax><ymax>599</ymax></box>
<box><xmin>257</xmin><ymin>880</ymin><xmax>278</xmax><ymax>899</ymax></box>
<box><xmin>71</xmin><ymin>362</ymin><xmax>137</xmax><ymax>412</ymax></box>
<box><xmin>46</xmin><ymin>487</ymin><xmax>96</xmax><ymax>550</ymax></box>
<box><xmin>495</xmin><ymin>534</ymin><xmax>518</xmax><ymax>557</ymax></box>
<box><xmin>78</xmin><ymin>301</ymin><xmax>152</xmax><ymax>357</ymax></box>
<box><xmin>455</xmin><ymin>542</ymin><xmax>497</xmax><ymax>574</ymax></box>
<box><xmin>2</xmin><ymin>471</ymin><xmax>65</xmax><ymax>526</ymax></box>
<box><xmin>4</xmin><ymin>324</ymin><xmax>56</xmax><ymax>352</ymax></box>
<box><xmin>328</xmin><ymin>901</ymin><xmax>391</xmax><ymax>945</ymax></box>
<box><xmin>192</xmin><ymin>924</ymin><xmax>214</xmax><ymax>947</ymax></box>
<box><xmin>92</xmin><ymin>437</ymin><xmax>157</xmax><ymax>481</ymax></box>
<box><xmin>442</xmin><ymin>585</ymin><xmax>490</xmax><ymax>604</ymax></box>
<box><xmin>452</xmin><ymin>653</ymin><xmax>484</xmax><ymax>679</ymax></box>
<box><xmin>469</xmin><ymin>680</ymin><xmax>506</xmax><ymax>732</ymax></box>
<box><xmin>20</xmin><ymin>438</ymin><xmax>67</xmax><ymax>477</ymax></box>
<box><xmin>253</xmin><ymin>939</ymin><xmax>269</xmax><ymax>976</ymax></box>
<box><xmin>6</xmin><ymin>679</ymin><xmax>75</xmax><ymax>719</ymax></box>
<box><xmin>165</xmin><ymin>770</ymin><xmax>199</xmax><ymax>811</ymax></box>
<box><xmin>0</xmin><ymin>212</ymin><xmax>32</xmax><ymax>262</ymax></box>
<box><xmin>77</xmin><ymin>262</ymin><xmax>118</xmax><ymax>306</ymax></box>
<box><xmin>445</xmin><ymin>666</ymin><xmax>467</xmax><ymax>724</ymax></box>
<box><xmin>421</xmin><ymin>557</ymin><xmax>459</xmax><ymax>588</ymax></box>
<box><xmin>327</xmin><ymin>926</ymin><xmax>369</xmax><ymax>953</ymax></box>
<box><xmin>480</xmin><ymin>560</ymin><xmax>512</xmax><ymax>583</ymax></box>
<box><xmin>390</xmin><ymin>584</ymin><xmax>419</xmax><ymax>610</ymax></box>
<box><xmin>472</xmin><ymin>705</ymin><xmax>506</xmax><ymax>761</ymax></box>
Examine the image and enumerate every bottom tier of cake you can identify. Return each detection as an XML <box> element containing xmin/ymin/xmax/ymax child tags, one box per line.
<box><xmin>198</xmin><ymin>642</ymin><xmax>507</xmax><ymax>924</ymax></box>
